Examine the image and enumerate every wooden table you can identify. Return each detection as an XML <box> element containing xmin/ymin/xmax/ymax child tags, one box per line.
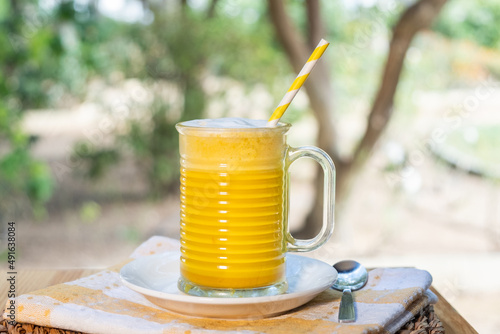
<box><xmin>1</xmin><ymin>269</ymin><xmax>478</xmax><ymax>334</ymax></box>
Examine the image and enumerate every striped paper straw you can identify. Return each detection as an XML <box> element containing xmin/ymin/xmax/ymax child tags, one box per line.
<box><xmin>267</xmin><ymin>39</ymin><xmax>330</xmax><ymax>127</ymax></box>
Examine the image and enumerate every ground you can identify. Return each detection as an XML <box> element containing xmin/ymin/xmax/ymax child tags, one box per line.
<box><xmin>6</xmin><ymin>84</ymin><xmax>500</xmax><ymax>333</ymax></box>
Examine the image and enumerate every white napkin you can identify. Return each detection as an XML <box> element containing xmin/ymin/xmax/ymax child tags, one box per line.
<box><xmin>3</xmin><ymin>236</ymin><xmax>436</xmax><ymax>334</ymax></box>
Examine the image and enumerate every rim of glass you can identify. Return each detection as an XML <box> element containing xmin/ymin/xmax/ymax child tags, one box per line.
<box><xmin>176</xmin><ymin>121</ymin><xmax>291</xmax><ymax>132</ymax></box>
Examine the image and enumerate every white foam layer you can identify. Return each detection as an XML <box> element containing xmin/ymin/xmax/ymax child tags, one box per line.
<box><xmin>181</xmin><ymin>118</ymin><xmax>268</xmax><ymax>128</ymax></box>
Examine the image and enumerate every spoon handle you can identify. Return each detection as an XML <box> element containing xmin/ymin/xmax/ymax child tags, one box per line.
<box><xmin>338</xmin><ymin>288</ymin><xmax>355</xmax><ymax>323</ymax></box>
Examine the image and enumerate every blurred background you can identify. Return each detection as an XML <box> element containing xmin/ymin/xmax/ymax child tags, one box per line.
<box><xmin>1</xmin><ymin>0</ymin><xmax>499</xmax><ymax>332</ymax></box>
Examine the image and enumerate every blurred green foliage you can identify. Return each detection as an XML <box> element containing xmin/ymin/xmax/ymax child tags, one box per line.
<box><xmin>434</xmin><ymin>0</ymin><xmax>500</xmax><ymax>49</ymax></box>
<box><xmin>72</xmin><ymin>142</ymin><xmax>120</xmax><ymax>179</ymax></box>
<box><xmin>0</xmin><ymin>0</ymin><xmax>121</xmax><ymax>218</ymax></box>
<box><xmin>119</xmin><ymin>98</ymin><xmax>180</xmax><ymax>197</ymax></box>
<box><xmin>0</xmin><ymin>0</ymin><xmax>54</xmax><ymax>220</ymax></box>
<box><xmin>74</xmin><ymin>2</ymin><xmax>289</xmax><ymax>197</ymax></box>
<box><xmin>2</xmin><ymin>0</ymin><xmax>500</xmax><ymax>217</ymax></box>
<box><xmin>79</xmin><ymin>200</ymin><xmax>102</xmax><ymax>223</ymax></box>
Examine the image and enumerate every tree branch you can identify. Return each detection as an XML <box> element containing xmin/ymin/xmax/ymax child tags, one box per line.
<box><xmin>306</xmin><ymin>0</ymin><xmax>324</xmax><ymax>49</ymax></box>
<box><xmin>207</xmin><ymin>0</ymin><xmax>219</xmax><ymax>18</ymax></box>
<box><xmin>267</xmin><ymin>0</ymin><xmax>309</xmax><ymax>74</ymax></box>
<box><xmin>267</xmin><ymin>0</ymin><xmax>340</xmax><ymax>163</ymax></box>
<box><xmin>180</xmin><ymin>0</ymin><xmax>187</xmax><ymax>12</ymax></box>
<box><xmin>351</xmin><ymin>0</ymin><xmax>448</xmax><ymax>174</ymax></box>
<box><xmin>298</xmin><ymin>0</ymin><xmax>448</xmax><ymax>238</ymax></box>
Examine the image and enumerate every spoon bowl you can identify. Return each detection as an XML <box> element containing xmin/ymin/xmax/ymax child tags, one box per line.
<box><xmin>332</xmin><ymin>260</ymin><xmax>368</xmax><ymax>291</ymax></box>
<box><xmin>332</xmin><ymin>260</ymin><xmax>368</xmax><ymax>323</ymax></box>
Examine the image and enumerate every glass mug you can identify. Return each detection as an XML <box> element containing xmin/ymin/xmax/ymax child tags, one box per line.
<box><xmin>176</xmin><ymin>119</ymin><xmax>335</xmax><ymax>297</ymax></box>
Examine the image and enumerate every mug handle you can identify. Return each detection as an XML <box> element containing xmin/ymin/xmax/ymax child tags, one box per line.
<box><xmin>285</xmin><ymin>146</ymin><xmax>336</xmax><ymax>252</ymax></box>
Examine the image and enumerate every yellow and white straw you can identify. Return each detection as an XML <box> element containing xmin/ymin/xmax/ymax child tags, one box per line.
<box><xmin>267</xmin><ymin>39</ymin><xmax>330</xmax><ymax>127</ymax></box>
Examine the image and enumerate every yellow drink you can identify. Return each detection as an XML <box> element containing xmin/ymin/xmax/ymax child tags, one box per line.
<box><xmin>177</xmin><ymin>119</ymin><xmax>289</xmax><ymax>294</ymax></box>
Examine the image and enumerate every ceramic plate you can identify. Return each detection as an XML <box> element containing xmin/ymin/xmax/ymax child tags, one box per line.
<box><xmin>120</xmin><ymin>251</ymin><xmax>337</xmax><ymax>319</ymax></box>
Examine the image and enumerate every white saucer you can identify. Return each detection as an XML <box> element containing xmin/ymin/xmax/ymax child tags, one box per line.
<box><xmin>120</xmin><ymin>251</ymin><xmax>337</xmax><ymax>319</ymax></box>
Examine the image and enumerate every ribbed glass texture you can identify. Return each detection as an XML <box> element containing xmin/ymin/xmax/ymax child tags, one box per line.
<box><xmin>177</xmin><ymin>124</ymin><xmax>289</xmax><ymax>289</ymax></box>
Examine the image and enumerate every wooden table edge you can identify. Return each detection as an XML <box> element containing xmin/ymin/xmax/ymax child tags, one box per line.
<box><xmin>430</xmin><ymin>286</ymin><xmax>478</xmax><ymax>334</ymax></box>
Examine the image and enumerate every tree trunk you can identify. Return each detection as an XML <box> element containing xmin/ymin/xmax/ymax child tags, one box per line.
<box><xmin>207</xmin><ymin>0</ymin><xmax>219</xmax><ymax>18</ymax></box>
<box><xmin>267</xmin><ymin>0</ymin><xmax>340</xmax><ymax>158</ymax></box>
<box><xmin>268</xmin><ymin>0</ymin><xmax>448</xmax><ymax>238</ymax></box>
<box><xmin>306</xmin><ymin>0</ymin><xmax>324</xmax><ymax>49</ymax></box>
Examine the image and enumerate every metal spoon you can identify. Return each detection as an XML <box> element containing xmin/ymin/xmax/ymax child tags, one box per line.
<box><xmin>332</xmin><ymin>260</ymin><xmax>368</xmax><ymax>323</ymax></box>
